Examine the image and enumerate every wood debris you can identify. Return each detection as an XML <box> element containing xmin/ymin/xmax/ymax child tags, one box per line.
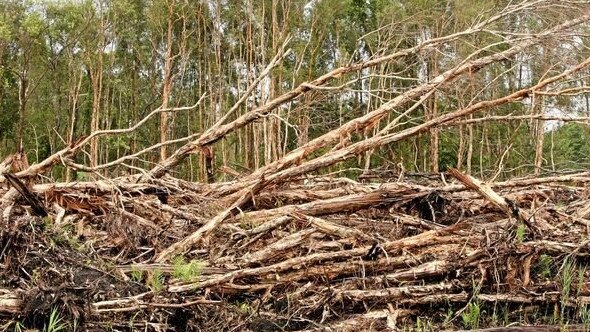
<box><xmin>1</xmin><ymin>167</ymin><xmax>590</xmax><ymax>330</ymax></box>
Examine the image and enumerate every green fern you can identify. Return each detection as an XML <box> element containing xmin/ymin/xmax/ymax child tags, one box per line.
<box><xmin>172</xmin><ymin>256</ymin><xmax>202</xmax><ymax>282</ymax></box>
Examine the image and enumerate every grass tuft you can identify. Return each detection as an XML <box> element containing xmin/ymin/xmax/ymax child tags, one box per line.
<box><xmin>130</xmin><ymin>266</ymin><xmax>143</xmax><ymax>283</ymax></box>
<box><xmin>44</xmin><ymin>308</ymin><xmax>67</xmax><ymax>332</ymax></box>
<box><xmin>462</xmin><ymin>302</ymin><xmax>481</xmax><ymax>329</ymax></box>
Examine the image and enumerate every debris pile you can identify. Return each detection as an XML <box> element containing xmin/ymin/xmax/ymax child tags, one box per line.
<box><xmin>2</xmin><ymin>165</ymin><xmax>590</xmax><ymax>331</ymax></box>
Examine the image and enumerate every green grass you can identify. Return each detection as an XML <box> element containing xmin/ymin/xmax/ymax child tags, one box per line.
<box><xmin>128</xmin><ymin>312</ymin><xmax>140</xmax><ymax>330</ymax></box>
<box><xmin>462</xmin><ymin>301</ymin><xmax>481</xmax><ymax>329</ymax></box>
<box><xmin>579</xmin><ymin>305</ymin><xmax>590</xmax><ymax>326</ymax></box>
<box><xmin>415</xmin><ymin>317</ymin><xmax>435</xmax><ymax>331</ymax></box>
<box><xmin>561</xmin><ymin>257</ymin><xmax>576</xmax><ymax>304</ymax></box>
<box><xmin>44</xmin><ymin>308</ymin><xmax>67</xmax><ymax>332</ymax></box>
<box><xmin>559</xmin><ymin>256</ymin><xmax>577</xmax><ymax>322</ymax></box>
<box><xmin>442</xmin><ymin>308</ymin><xmax>454</xmax><ymax>328</ymax></box>
<box><xmin>14</xmin><ymin>322</ymin><xmax>25</xmax><ymax>332</ymax></box>
<box><xmin>462</xmin><ymin>280</ymin><xmax>483</xmax><ymax>329</ymax></box>
<box><xmin>130</xmin><ymin>266</ymin><xmax>143</xmax><ymax>283</ymax></box>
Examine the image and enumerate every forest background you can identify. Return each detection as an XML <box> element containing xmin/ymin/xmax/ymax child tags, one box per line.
<box><xmin>2</xmin><ymin>0</ymin><xmax>589</xmax><ymax>183</ymax></box>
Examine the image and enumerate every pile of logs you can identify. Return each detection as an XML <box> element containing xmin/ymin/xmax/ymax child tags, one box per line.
<box><xmin>2</xmin><ymin>161</ymin><xmax>590</xmax><ymax>330</ymax></box>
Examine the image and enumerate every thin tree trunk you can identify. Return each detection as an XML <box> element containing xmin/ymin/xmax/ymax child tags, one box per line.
<box><xmin>533</xmin><ymin>96</ymin><xmax>545</xmax><ymax>175</ymax></box>
<box><xmin>66</xmin><ymin>68</ymin><xmax>83</xmax><ymax>182</ymax></box>
<box><xmin>428</xmin><ymin>23</ymin><xmax>441</xmax><ymax>173</ymax></box>
<box><xmin>467</xmin><ymin>121</ymin><xmax>474</xmax><ymax>174</ymax></box>
<box><xmin>457</xmin><ymin>124</ymin><xmax>464</xmax><ymax>169</ymax></box>
<box><xmin>16</xmin><ymin>72</ymin><xmax>28</xmax><ymax>152</ymax></box>
<box><xmin>159</xmin><ymin>0</ymin><xmax>175</xmax><ymax>162</ymax></box>
<box><xmin>89</xmin><ymin>7</ymin><xmax>105</xmax><ymax>168</ymax></box>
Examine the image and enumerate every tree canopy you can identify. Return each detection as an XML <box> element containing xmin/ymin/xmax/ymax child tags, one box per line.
<box><xmin>0</xmin><ymin>0</ymin><xmax>588</xmax><ymax>182</ymax></box>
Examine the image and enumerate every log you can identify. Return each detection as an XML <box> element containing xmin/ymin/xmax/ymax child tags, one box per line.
<box><xmin>447</xmin><ymin>168</ymin><xmax>555</xmax><ymax>234</ymax></box>
<box><xmin>0</xmin><ymin>289</ymin><xmax>21</xmax><ymax>314</ymax></box>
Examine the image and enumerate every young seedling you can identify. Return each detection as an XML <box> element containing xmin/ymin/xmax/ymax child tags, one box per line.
<box><xmin>172</xmin><ymin>256</ymin><xmax>202</xmax><ymax>282</ymax></box>
<box><xmin>515</xmin><ymin>224</ymin><xmax>526</xmax><ymax>243</ymax></box>
<box><xmin>148</xmin><ymin>269</ymin><xmax>164</xmax><ymax>293</ymax></box>
<box><xmin>538</xmin><ymin>254</ymin><xmax>553</xmax><ymax>278</ymax></box>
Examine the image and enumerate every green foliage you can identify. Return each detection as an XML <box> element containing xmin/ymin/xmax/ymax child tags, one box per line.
<box><xmin>537</xmin><ymin>254</ymin><xmax>553</xmax><ymax>278</ymax></box>
<box><xmin>453</xmin><ymin>0</ymin><xmax>495</xmax><ymax>24</ymax></box>
<box><xmin>442</xmin><ymin>308</ymin><xmax>454</xmax><ymax>328</ymax></box>
<box><xmin>515</xmin><ymin>224</ymin><xmax>526</xmax><ymax>243</ymax></box>
<box><xmin>128</xmin><ymin>312</ymin><xmax>140</xmax><ymax>330</ymax></box>
<box><xmin>75</xmin><ymin>172</ymin><xmax>91</xmax><ymax>181</ymax></box>
<box><xmin>462</xmin><ymin>280</ymin><xmax>483</xmax><ymax>329</ymax></box>
<box><xmin>22</xmin><ymin>11</ymin><xmax>44</xmax><ymax>37</ymax></box>
<box><xmin>105</xmin><ymin>135</ymin><xmax>131</xmax><ymax>151</ymax></box>
<box><xmin>438</xmin><ymin>140</ymin><xmax>457</xmax><ymax>171</ymax></box>
<box><xmin>0</xmin><ymin>17</ymin><xmax>10</xmax><ymax>40</ymax></box>
<box><xmin>546</xmin><ymin>123</ymin><xmax>590</xmax><ymax>169</ymax></box>
<box><xmin>238</xmin><ymin>302</ymin><xmax>250</xmax><ymax>314</ymax></box>
<box><xmin>0</xmin><ymin>0</ymin><xmax>586</xmax><ymax>184</ymax></box>
<box><xmin>148</xmin><ymin>269</ymin><xmax>164</xmax><ymax>293</ymax></box>
<box><xmin>172</xmin><ymin>256</ymin><xmax>202</xmax><ymax>282</ymax></box>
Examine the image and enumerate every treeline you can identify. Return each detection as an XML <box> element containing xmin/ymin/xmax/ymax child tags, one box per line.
<box><xmin>0</xmin><ymin>0</ymin><xmax>589</xmax><ymax>182</ymax></box>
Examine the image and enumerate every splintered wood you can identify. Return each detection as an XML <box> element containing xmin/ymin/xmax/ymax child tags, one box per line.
<box><xmin>2</xmin><ymin>169</ymin><xmax>590</xmax><ymax>330</ymax></box>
